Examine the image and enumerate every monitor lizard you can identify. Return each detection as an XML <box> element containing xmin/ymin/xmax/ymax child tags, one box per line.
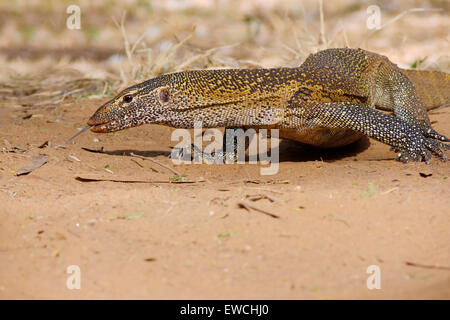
<box><xmin>86</xmin><ymin>48</ymin><xmax>449</xmax><ymax>163</ymax></box>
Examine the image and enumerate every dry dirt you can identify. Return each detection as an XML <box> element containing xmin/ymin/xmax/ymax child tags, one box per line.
<box><xmin>0</xmin><ymin>0</ymin><xmax>449</xmax><ymax>300</ymax></box>
<box><xmin>0</xmin><ymin>98</ymin><xmax>449</xmax><ymax>299</ymax></box>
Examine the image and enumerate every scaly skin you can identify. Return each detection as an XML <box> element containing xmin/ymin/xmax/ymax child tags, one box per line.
<box><xmin>88</xmin><ymin>48</ymin><xmax>450</xmax><ymax>163</ymax></box>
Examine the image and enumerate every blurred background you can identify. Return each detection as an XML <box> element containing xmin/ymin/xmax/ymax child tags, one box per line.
<box><xmin>0</xmin><ymin>0</ymin><xmax>448</xmax><ymax>107</ymax></box>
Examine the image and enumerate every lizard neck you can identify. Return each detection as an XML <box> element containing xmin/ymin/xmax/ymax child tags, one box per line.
<box><xmin>164</xmin><ymin>68</ymin><xmax>305</xmax><ymax>128</ymax></box>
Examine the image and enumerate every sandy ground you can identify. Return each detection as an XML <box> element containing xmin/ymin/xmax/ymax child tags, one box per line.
<box><xmin>0</xmin><ymin>0</ymin><xmax>449</xmax><ymax>300</ymax></box>
<box><xmin>0</xmin><ymin>97</ymin><xmax>449</xmax><ymax>299</ymax></box>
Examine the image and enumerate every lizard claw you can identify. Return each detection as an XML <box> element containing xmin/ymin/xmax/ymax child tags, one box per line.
<box><xmin>423</xmin><ymin>127</ymin><xmax>450</xmax><ymax>142</ymax></box>
<box><xmin>169</xmin><ymin>144</ymin><xmax>203</xmax><ymax>162</ymax></box>
<box><xmin>169</xmin><ymin>145</ymin><xmax>192</xmax><ymax>161</ymax></box>
<box><xmin>394</xmin><ymin>125</ymin><xmax>449</xmax><ymax>164</ymax></box>
<box><xmin>191</xmin><ymin>144</ymin><xmax>237</xmax><ymax>164</ymax></box>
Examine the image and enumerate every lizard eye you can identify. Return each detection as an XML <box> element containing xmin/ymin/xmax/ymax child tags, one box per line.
<box><xmin>159</xmin><ymin>88</ymin><xmax>170</xmax><ymax>103</ymax></box>
<box><xmin>123</xmin><ymin>95</ymin><xmax>133</xmax><ymax>103</ymax></box>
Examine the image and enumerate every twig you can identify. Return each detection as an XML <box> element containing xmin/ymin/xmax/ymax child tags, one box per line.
<box><xmin>176</xmin><ymin>43</ymin><xmax>239</xmax><ymax>71</ymax></box>
<box><xmin>245</xmin><ymin>194</ymin><xmax>278</xmax><ymax>203</ymax></box>
<box><xmin>381</xmin><ymin>187</ymin><xmax>399</xmax><ymax>195</ymax></box>
<box><xmin>405</xmin><ymin>261</ymin><xmax>450</xmax><ymax>271</ymax></box>
<box><xmin>130</xmin><ymin>152</ymin><xmax>181</xmax><ymax>176</ymax></box>
<box><xmin>340</xmin><ymin>21</ymin><xmax>349</xmax><ymax>48</ymax></box>
<box><xmin>81</xmin><ymin>146</ymin><xmax>104</xmax><ymax>153</ymax></box>
<box><xmin>318</xmin><ymin>0</ymin><xmax>327</xmax><ymax>46</ymax></box>
<box><xmin>130</xmin><ymin>158</ymin><xmax>144</xmax><ymax>168</ymax></box>
<box><xmin>113</xmin><ymin>11</ymin><xmax>132</xmax><ymax>63</ymax></box>
<box><xmin>246</xmin><ymin>187</ymin><xmax>285</xmax><ymax>194</ymax></box>
<box><xmin>152</xmin><ymin>28</ymin><xmax>195</xmax><ymax>75</ymax></box>
<box><xmin>244</xmin><ymin>179</ymin><xmax>290</xmax><ymax>185</ymax></box>
<box><xmin>68</xmin><ymin>155</ymin><xmax>81</xmax><ymax>162</ymax></box>
<box><xmin>334</xmin><ymin>218</ymin><xmax>350</xmax><ymax>228</ymax></box>
<box><xmin>75</xmin><ymin>175</ymin><xmax>203</xmax><ymax>184</ymax></box>
<box><xmin>361</xmin><ymin>8</ymin><xmax>443</xmax><ymax>46</ymax></box>
<box><xmin>238</xmin><ymin>201</ymin><xmax>279</xmax><ymax>219</ymax></box>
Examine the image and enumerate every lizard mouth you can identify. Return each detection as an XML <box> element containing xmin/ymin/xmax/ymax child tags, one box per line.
<box><xmin>86</xmin><ymin>117</ymin><xmax>112</xmax><ymax>133</ymax></box>
<box><xmin>87</xmin><ymin>102</ymin><xmax>117</xmax><ymax>133</ymax></box>
<box><xmin>87</xmin><ymin>108</ymin><xmax>116</xmax><ymax>132</ymax></box>
<box><xmin>88</xmin><ymin>120</ymin><xmax>128</xmax><ymax>133</ymax></box>
<box><xmin>89</xmin><ymin>123</ymin><xmax>110</xmax><ymax>133</ymax></box>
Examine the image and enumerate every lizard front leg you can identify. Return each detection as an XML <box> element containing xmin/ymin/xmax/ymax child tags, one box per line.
<box><xmin>193</xmin><ymin>126</ymin><xmax>243</xmax><ymax>163</ymax></box>
<box><xmin>303</xmin><ymin>102</ymin><xmax>449</xmax><ymax>163</ymax></box>
<box><xmin>170</xmin><ymin>127</ymin><xmax>245</xmax><ymax>163</ymax></box>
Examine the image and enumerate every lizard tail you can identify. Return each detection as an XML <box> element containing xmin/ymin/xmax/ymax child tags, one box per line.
<box><xmin>403</xmin><ymin>69</ymin><xmax>450</xmax><ymax>110</ymax></box>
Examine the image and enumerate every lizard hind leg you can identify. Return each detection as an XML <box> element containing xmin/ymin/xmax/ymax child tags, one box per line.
<box><xmin>373</xmin><ymin>62</ymin><xmax>431</xmax><ymax>127</ymax></box>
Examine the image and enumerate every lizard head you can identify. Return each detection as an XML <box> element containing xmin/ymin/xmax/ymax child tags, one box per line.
<box><xmin>87</xmin><ymin>72</ymin><xmax>188</xmax><ymax>132</ymax></box>
<box><xmin>88</xmin><ymin>68</ymin><xmax>273</xmax><ymax>132</ymax></box>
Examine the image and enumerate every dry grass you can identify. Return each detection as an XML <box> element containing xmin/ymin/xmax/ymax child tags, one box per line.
<box><xmin>0</xmin><ymin>0</ymin><xmax>448</xmax><ymax>108</ymax></box>
<box><xmin>0</xmin><ymin>71</ymin><xmax>108</xmax><ymax>107</ymax></box>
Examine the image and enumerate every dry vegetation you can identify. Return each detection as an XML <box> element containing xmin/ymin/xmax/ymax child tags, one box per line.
<box><xmin>0</xmin><ymin>0</ymin><xmax>449</xmax><ymax>300</ymax></box>
<box><xmin>0</xmin><ymin>0</ymin><xmax>448</xmax><ymax>107</ymax></box>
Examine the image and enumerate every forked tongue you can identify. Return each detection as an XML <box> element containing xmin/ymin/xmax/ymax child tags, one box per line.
<box><xmin>56</xmin><ymin>125</ymin><xmax>92</xmax><ymax>148</ymax></box>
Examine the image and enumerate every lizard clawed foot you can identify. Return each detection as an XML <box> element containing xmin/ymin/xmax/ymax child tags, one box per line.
<box><xmin>169</xmin><ymin>127</ymin><xmax>244</xmax><ymax>163</ymax></box>
<box><xmin>168</xmin><ymin>146</ymin><xmax>190</xmax><ymax>161</ymax></box>
<box><xmin>168</xmin><ymin>144</ymin><xmax>207</xmax><ymax>162</ymax></box>
<box><xmin>394</xmin><ymin>125</ymin><xmax>449</xmax><ymax>164</ymax></box>
<box><xmin>169</xmin><ymin>144</ymin><xmax>237</xmax><ymax>163</ymax></box>
<box><xmin>192</xmin><ymin>144</ymin><xmax>236</xmax><ymax>163</ymax></box>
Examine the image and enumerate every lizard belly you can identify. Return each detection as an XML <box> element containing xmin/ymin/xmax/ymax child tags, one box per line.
<box><xmin>279</xmin><ymin>127</ymin><xmax>364</xmax><ymax>148</ymax></box>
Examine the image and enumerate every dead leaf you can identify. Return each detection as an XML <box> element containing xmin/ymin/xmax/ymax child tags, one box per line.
<box><xmin>16</xmin><ymin>154</ymin><xmax>48</xmax><ymax>176</ymax></box>
<box><xmin>244</xmin><ymin>179</ymin><xmax>289</xmax><ymax>185</ymax></box>
<box><xmin>419</xmin><ymin>173</ymin><xmax>432</xmax><ymax>178</ymax></box>
<box><xmin>3</xmin><ymin>140</ymin><xmax>27</xmax><ymax>153</ymax></box>
<box><xmin>245</xmin><ymin>194</ymin><xmax>277</xmax><ymax>202</ymax></box>
<box><xmin>38</xmin><ymin>141</ymin><xmax>49</xmax><ymax>149</ymax></box>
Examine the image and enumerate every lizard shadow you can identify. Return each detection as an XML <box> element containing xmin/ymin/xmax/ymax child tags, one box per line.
<box><xmin>96</xmin><ymin>149</ymin><xmax>171</xmax><ymax>158</ymax></box>
<box><xmin>87</xmin><ymin>137</ymin><xmax>371</xmax><ymax>163</ymax></box>
<box><xmin>277</xmin><ymin>136</ymin><xmax>371</xmax><ymax>162</ymax></box>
